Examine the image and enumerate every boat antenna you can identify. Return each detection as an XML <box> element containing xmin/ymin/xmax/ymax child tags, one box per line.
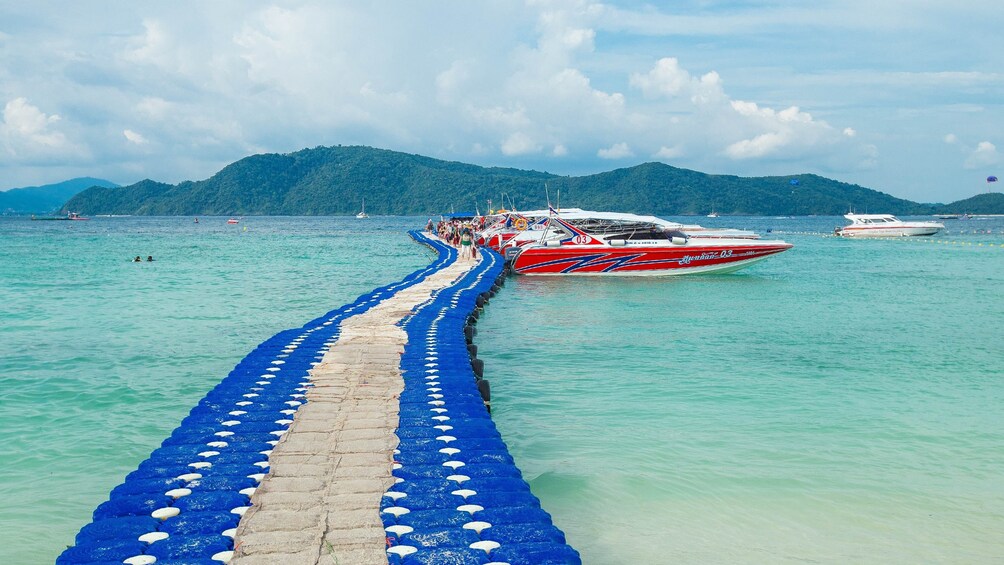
<box><xmin>556</xmin><ymin>188</ymin><xmax>560</xmax><ymax>213</ymax></box>
<box><xmin>544</xmin><ymin>182</ymin><xmax>551</xmax><ymax>209</ymax></box>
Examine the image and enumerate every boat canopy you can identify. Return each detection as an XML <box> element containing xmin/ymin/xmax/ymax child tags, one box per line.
<box><xmin>844</xmin><ymin>214</ymin><xmax>901</xmax><ymax>223</ymax></box>
<box><xmin>443</xmin><ymin>211</ymin><xmax>478</xmax><ymax>219</ymax></box>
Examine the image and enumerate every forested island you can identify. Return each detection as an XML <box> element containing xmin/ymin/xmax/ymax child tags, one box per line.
<box><xmin>1</xmin><ymin>177</ymin><xmax>118</xmax><ymax>215</ymax></box>
<box><xmin>63</xmin><ymin>145</ymin><xmax>1004</xmax><ymax>216</ymax></box>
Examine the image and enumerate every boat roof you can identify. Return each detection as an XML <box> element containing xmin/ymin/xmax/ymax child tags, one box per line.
<box><xmin>489</xmin><ymin>208</ymin><xmax>585</xmax><ymax>217</ymax></box>
<box><xmin>553</xmin><ymin>210</ymin><xmax>680</xmax><ymax>226</ymax></box>
<box><xmin>844</xmin><ymin>213</ymin><xmax>899</xmax><ymax>220</ymax></box>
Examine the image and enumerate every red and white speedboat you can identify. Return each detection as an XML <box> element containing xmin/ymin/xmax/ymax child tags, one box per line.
<box><xmin>834</xmin><ymin>214</ymin><xmax>943</xmax><ymax>237</ymax></box>
<box><xmin>506</xmin><ymin>211</ymin><xmax>792</xmax><ymax>276</ymax></box>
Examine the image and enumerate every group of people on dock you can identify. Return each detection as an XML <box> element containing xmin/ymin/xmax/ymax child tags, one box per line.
<box><xmin>428</xmin><ymin>218</ymin><xmax>480</xmax><ymax>261</ymax></box>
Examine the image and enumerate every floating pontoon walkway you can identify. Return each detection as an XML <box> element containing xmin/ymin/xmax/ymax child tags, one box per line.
<box><xmin>58</xmin><ymin>231</ymin><xmax>580</xmax><ymax>565</ymax></box>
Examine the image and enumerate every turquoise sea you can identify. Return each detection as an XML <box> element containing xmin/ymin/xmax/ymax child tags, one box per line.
<box><xmin>2</xmin><ymin>215</ymin><xmax>1002</xmax><ymax>564</ymax></box>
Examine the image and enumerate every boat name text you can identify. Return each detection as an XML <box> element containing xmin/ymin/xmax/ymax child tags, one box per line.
<box><xmin>680</xmin><ymin>250</ymin><xmax>732</xmax><ymax>264</ymax></box>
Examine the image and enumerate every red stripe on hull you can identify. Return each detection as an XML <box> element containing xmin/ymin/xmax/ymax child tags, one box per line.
<box><xmin>512</xmin><ymin>243</ymin><xmax>792</xmax><ymax>276</ymax></box>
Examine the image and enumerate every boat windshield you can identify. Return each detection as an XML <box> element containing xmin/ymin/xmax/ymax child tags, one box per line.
<box><xmin>564</xmin><ymin>218</ymin><xmax>675</xmax><ymax>240</ymax></box>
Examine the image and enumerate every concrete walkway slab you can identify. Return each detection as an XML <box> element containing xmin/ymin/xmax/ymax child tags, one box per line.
<box><xmin>231</xmin><ymin>260</ymin><xmax>475</xmax><ymax>565</ymax></box>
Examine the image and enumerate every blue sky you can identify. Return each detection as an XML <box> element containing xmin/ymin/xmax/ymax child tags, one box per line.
<box><xmin>1</xmin><ymin>0</ymin><xmax>1001</xmax><ymax>203</ymax></box>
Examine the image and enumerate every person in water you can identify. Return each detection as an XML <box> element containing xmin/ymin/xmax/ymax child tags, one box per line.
<box><xmin>133</xmin><ymin>256</ymin><xmax>142</xmax><ymax>262</ymax></box>
<box><xmin>146</xmin><ymin>256</ymin><xmax>154</xmax><ymax>262</ymax></box>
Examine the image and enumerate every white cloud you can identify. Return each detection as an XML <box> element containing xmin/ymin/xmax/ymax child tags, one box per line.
<box><xmin>725</xmin><ymin>132</ymin><xmax>789</xmax><ymax>159</ymax></box>
<box><xmin>598</xmin><ymin>142</ymin><xmax>633</xmax><ymax>159</ymax></box>
<box><xmin>964</xmin><ymin>141</ymin><xmax>1000</xmax><ymax>169</ymax></box>
<box><xmin>629</xmin><ymin>58</ymin><xmax>725</xmax><ymax>106</ymax></box>
<box><xmin>626</xmin><ymin>57</ymin><xmax>858</xmax><ymax>167</ymax></box>
<box><xmin>552</xmin><ymin>144</ymin><xmax>568</xmax><ymax>156</ymax></box>
<box><xmin>944</xmin><ymin>133</ymin><xmax>958</xmax><ymax>144</ymax></box>
<box><xmin>654</xmin><ymin>145</ymin><xmax>684</xmax><ymax>159</ymax></box>
<box><xmin>0</xmin><ymin>98</ymin><xmax>81</xmax><ymax>162</ymax></box>
<box><xmin>501</xmin><ymin>132</ymin><xmax>541</xmax><ymax>156</ymax></box>
<box><xmin>2</xmin><ymin>98</ymin><xmax>64</xmax><ymax>145</ymax></box>
<box><xmin>123</xmin><ymin>129</ymin><xmax>148</xmax><ymax>144</ymax></box>
<box><xmin>435</xmin><ymin>60</ymin><xmax>472</xmax><ymax>106</ymax></box>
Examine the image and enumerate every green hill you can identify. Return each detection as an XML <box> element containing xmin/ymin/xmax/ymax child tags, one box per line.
<box><xmin>1</xmin><ymin>177</ymin><xmax>118</xmax><ymax>214</ymax></box>
<box><xmin>935</xmin><ymin>192</ymin><xmax>1004</xmax><ymax>214</ymax></box>
<box><xmin>62</xmin><ymin>145</ymin><xmax>989</xmax><ymax>216</ymax></box>
<box><xmin>554</xmin><ymin>163</ymin><xmax>930</xmax><ymax>216</ymax></box>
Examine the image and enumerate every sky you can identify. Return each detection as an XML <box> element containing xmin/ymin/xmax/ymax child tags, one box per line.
<box><xmin>1</xmin><ymin>0</ymin><xmax>1001</xmax><ymax>203</ymax></box>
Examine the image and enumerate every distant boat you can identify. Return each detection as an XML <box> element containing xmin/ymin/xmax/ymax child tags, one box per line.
<box><xmin>227</xmin><ymin>218</ymin><xmax>239</xmax><ymax>224</ymax></box>
<box><xmin>356</xmin><ymin>199</ymin><xmax>369</xmax><ymax>219</ymax></box>
<box><xmin>707</xmin><ymin>211</ymin><xmax>719</xmax><ymax>218</ymax></box>
<box><xmin>31</xmin><ymin>211</ymin><xmax>88</xmax><ymax>221</ymax></box>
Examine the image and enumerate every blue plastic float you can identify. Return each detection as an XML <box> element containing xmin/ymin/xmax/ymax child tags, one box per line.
<box><xmin>385</xmin><ymin>232</ymin><xmax>579</xmax><ymax>565</ymax></box>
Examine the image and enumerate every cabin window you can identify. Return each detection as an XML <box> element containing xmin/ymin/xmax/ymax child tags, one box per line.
<box><xmin>625</xmin><ymin>229</ymin><xmax>670</xmax><ymax>240</ymax></box>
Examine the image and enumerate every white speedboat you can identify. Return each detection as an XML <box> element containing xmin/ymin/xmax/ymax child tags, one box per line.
<box><xmin>835</xmin><ymin>214</ymin><xmax>943</xmax><ymax>237</ymax></box>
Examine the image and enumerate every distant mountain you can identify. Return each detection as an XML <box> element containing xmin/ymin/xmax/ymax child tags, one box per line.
<box><xmin>1</xmin><ymin>177</ymin><xmax>119</xmax><ymax>214</ymax></box>
<box><xmin>556</xmin><ymin>162</ymin><xmax>932</xmax><ymax>216</ymax></box>
<box><xmin>63</xmin><ymin>145</ymin><xmax>993</xmax><ymax>216</ymax></box>
<box><xmin>935</xmin><ymin>192</ymin><xmax>1004</xmax><ymax>214</ymax></box>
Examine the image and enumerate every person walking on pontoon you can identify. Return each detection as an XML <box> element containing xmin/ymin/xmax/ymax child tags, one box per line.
<box><xmin>459</xmin><ymin>225</ymin><xmax>474</xmax><ymax>261</ymax></box>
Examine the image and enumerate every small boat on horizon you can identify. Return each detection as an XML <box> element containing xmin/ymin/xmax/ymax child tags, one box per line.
<box><xmin>834</xmin><ymin>214</ymin><xmax>943</xmax><ymax>237</ymax></box>
<box><xmin>227</xmin><ymin>218</ymin><xmax>239</xmax><ymax>224</ymax></box>
<box><xmin>31</xmin><ymin>211</ymin><xmax>89</xmax><ymax>221</ymax></box>
<box><xmin>356</xmin><ymin>199</ymin><xmax>369</xmax><ymax>219</ymax></box>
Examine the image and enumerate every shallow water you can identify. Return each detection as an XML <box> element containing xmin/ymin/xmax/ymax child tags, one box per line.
<box><xmin>477</xmin><ymin>216</ymin><xmax>1004</xmax><ymax>564</ymax></box>
<box><xmin>0</xmin><ymin>216</ymin><xmax>428</xmax><ymax>564</ymax></box>
<box><xmin>1</xmin><ymin>215</ymin><xmax>1002</xmax><ymax>563</ymax></box>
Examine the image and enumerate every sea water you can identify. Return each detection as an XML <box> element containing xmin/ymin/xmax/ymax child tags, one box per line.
<box><xmin>0</xmin><ymin>216</ymin><xmax>429</xmax><ymax>564</ymax></box>
<box><xmin>477</xmin><ymin>216</ymin><xmax>1004</xmax><ymax>564</ymax></box>
<box><xmin>1</xmin><ymin>215</ymin><xmax>1002</xmax><ymax>564</ymax></box>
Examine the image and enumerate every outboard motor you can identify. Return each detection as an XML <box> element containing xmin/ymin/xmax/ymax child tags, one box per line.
<box><xmin>504</xmin><ymin>246</ymin><xmax>521</xmax><ymax>262</ymax></box>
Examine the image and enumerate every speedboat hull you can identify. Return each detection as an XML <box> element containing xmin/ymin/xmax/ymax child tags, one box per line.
<box><xmin>836</xmin><ymin>225</ymin><xmax>942</xmax><ymax>237</ymax></box>
<box><xmin>511</xmin><ymin>242</ymin><xmax>793</xmax><ymax>276</ymax></box>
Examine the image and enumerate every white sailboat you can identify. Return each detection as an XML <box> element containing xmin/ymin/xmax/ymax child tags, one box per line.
<box><xmin>356</xmin><ymin>198</ymin><xmax>369</xmax><ymax>219</ymax></box>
